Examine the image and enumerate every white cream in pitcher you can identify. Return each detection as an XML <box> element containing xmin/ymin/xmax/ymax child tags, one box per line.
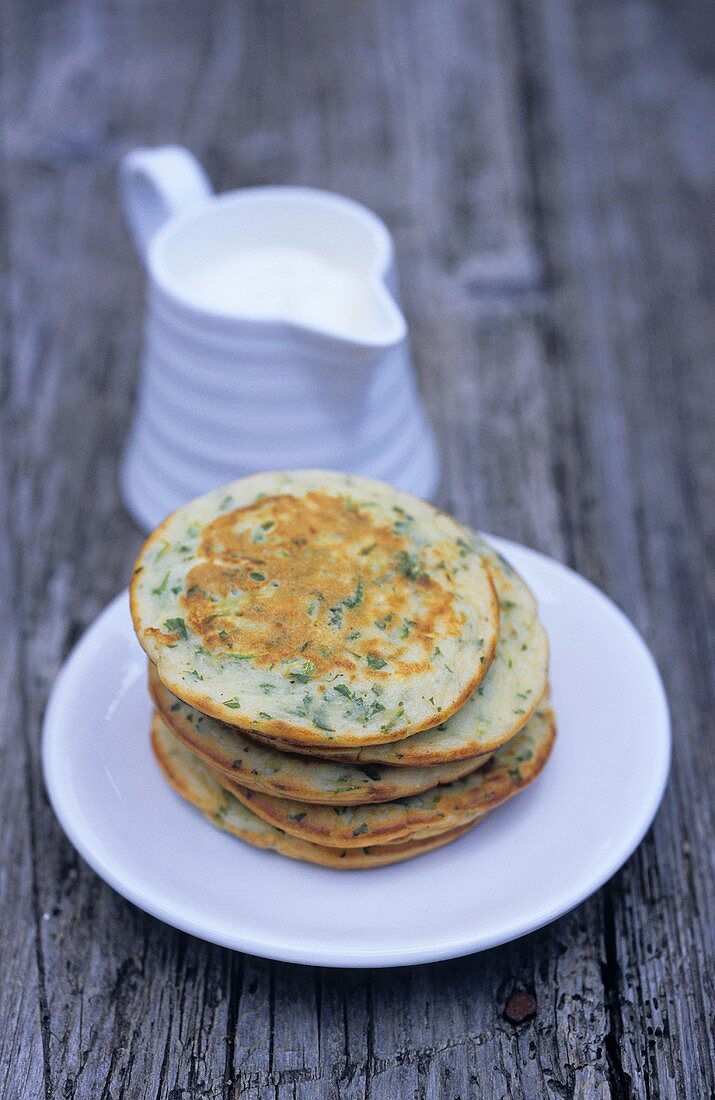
<box><xmin>185</xmin><ymin>245</ymin><xmax>378</xmax><ymax>339</ymax></box>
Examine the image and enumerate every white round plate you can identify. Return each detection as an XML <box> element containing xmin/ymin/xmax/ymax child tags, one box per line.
<box><xmin>42</xmin><ymin>537</ymin><xmax>670</xmax><ymax>968</ymax></box>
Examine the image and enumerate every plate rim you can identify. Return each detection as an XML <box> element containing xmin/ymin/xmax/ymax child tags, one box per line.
<box><xmin>41</xmin><ymin>535</ymin><xmax>672</xmax><ymax>967</ymax></box>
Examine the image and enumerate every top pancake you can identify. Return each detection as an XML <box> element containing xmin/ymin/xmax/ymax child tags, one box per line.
<box><xmin>131</xmin><ymin>470</ymin><xmax>499</xmax><ymax>747</ymax></box>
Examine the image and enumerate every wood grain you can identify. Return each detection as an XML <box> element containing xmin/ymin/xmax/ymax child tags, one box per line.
<box><xmin>0</xmin><ymin>0</ymin><xmax>712</xmax><ymax>1097</ymax></box>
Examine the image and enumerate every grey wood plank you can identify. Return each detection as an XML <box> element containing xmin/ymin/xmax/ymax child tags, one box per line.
<box><xmin>0</xmin><ymin>0</ymin><xmax>713</xmax><ymax>1097</ymax></box>
<box><xmin>316</xmin><ymin>971</ymin><xmax>370</xmax><ymax>1100</ymax></box>
<box><xmin>0</xmin><ymin>50</ymin><xmax>47</xmax><ymax>1099</ymax></box>
<box><xmin>0</xmin><ymin>345</ymin><xmax>47</xmax><ymax>1100</ymax></box>
<box><xmin>517</xmin><ymin>0</ymin><xmax>715</xmax><ymax>1095</ymax></box>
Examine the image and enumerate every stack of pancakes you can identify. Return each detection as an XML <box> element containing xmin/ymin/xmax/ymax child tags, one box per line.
<box><xmin>131</xmin><ymin>471</ymin><xmax>555</xmax><ymax>868</ymax></box>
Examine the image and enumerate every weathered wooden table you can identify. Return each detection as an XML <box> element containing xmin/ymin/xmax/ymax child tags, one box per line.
<box><xmin>2</xmin><ymin>1</ymin><xmax>713</xmax><ymax>1096</ymax></box>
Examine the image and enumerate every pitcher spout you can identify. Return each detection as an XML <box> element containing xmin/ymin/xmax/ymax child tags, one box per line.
<box><xmin>300</xmin><ymin>275</ymin><xmax>406</xmax><ymax>350</ymax></box>
<box><xmin>351</xmin><ymin>278</ymin><xmax>407</xmax><ymax>349</ymax></box>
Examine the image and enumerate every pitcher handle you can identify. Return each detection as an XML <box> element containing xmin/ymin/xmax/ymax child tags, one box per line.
<box><xmin>119</xmin><ymin>145</ymin><xmax>214</xmax><ymax>260</ymax></box>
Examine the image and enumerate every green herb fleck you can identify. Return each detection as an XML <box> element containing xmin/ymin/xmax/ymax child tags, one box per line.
<box><xmin>395</xmin><ymin>550</ymin><xmax>424</xmax><ymax>580</ymax></box>
<box><xmin>343</xmin><ymin>577</ymin><xmax>363</xmax><ymax>608</ymax></box>
<box><xmin>223</xmin><ymin>698</ymin><xmax>242</xmax><ymax>709</ymax></box>
<box><xmin>366</xmin><ymin>654</ymin><xmax>387</xmax><ymax>670</ymax></box>
<box><xmin>164</xmin><ymin>617</ymin><xmax>187</xmax><ymax>640</ymax></box>
<box><xmin>381</xmin><ymin>701</ymin><xmax>405</xmax><ymax>733</ymax></box>
<box><xmin>328</xmin><ymin>576</ymin><xmax>363</xmax><ymax>627</ymax></box>
<box><xmin>152</xmin><ymin>572</ymin><xmax>170</xmax><ymax>596</ymax></box>
<box><xmin>290</xmin><ymin>661</ymin><xmax>315</xmax><ymax>684</ymax></box>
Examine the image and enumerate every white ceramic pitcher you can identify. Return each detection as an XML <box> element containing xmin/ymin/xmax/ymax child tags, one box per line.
<box><xmin>119</xmin><ymin>145</ymin><xmax>440</xmax><ymax>531</ymax></box>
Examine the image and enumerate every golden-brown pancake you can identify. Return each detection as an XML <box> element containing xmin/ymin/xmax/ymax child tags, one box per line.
<box><xmin>151</xmin><ymin>711</ymin><xmax>485</xmax><ymax>868</ymax></box>
<box><xmin>150</xmin><ymin>663</ymin><xmax>491</xmax><ymax>805</ymax></box>
<box><xmin>131</xmin><ymin>470</ymin><xmax>499</xmax><ymax>747</ymax></box>
<box><xmin>225</xmin><ymin>695</ymin><xmax>556</xmax><ymax>848</ymax></box>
